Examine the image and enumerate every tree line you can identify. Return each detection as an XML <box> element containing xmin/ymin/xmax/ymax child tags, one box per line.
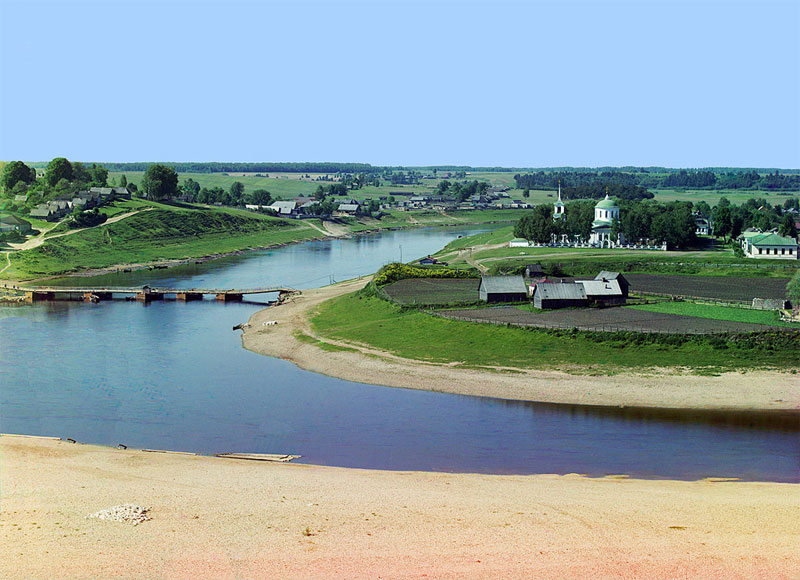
<box><xmin>96</xmin><ymin>162</ymin><xmax>379</xmax><ymax>174</ymax></box>
<box><xmin>514</xmin><ymin>200</ymin><xmax>698</xmax><ymax>249</ymax></box>
<box><xmin>514</xmin><ymin>169</ymin><xmax>800</xmax><ymax>192</ymax></box>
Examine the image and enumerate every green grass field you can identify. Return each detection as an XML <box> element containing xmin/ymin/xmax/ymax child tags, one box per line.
<box><xmin>627</xmin><ymin>301</ymin><xmax>796</xmax><ymax>328</ymax></box>
<box><xmin>310</xmin><ymin>289</ymin><xmax>800</xmax><ymax>372</ymax></box>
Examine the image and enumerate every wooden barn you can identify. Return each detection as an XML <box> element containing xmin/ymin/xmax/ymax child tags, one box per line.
<box><xmin>580</xmin><ymin>279</ymin><xmax>626</xmax><ymax>305</ymax></box>
<box><xmin>479</xmin><ymin>275</ymin><xmax>528</xmax><ymax>303</ymax></box>
<box><xmin>533</xmin><ymin>282</ymin><xmax>588</xmax><ymax>309</ymax></box>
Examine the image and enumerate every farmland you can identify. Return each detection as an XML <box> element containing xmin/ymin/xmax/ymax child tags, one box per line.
<box><xmin>438</xmin><ymin>305</ymin><xmax>793</xmax><ymax>334</ymax></box>
<box><xmin>624</xmin><ymin>274</ymin><xmax>792</xmax><ymax>301</ymax></box>
<box><xmin>382</xmin><ymin>278</ymin><xmax>479</xmax><ymax>305</ymax></box>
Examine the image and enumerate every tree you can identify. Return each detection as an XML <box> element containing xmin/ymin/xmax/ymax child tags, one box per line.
<box><xmin>229</xmin><ymin>181</ymin><xmax>245</xmax><ymax>201</ymax></box>
<box><xmin>119</xmin><ymin>174</ymin><xmax>128</xmax><ymax>187</ymax></box>
<box><xmin>713</xmin><ymin>205</ymin><xmax>733</xmax><ymax>239</ymax></box>
<box><xmin>72</xmin><ymin>162</ymin><xmax>91</xmax><ymax>184</ymax></box>
<box><xmin>249</xmin><ymin>189</ymin><xmax>272</xmax><ymax>206</ymax></box>
<box><xmin>142</xmin><ymin>164</ymin><xmax>179</xmax><ymax>201</ymax></box>
<box><xmin>779</xmin><ymin>214</ymin><xmax>798</xmax><ymax>238</ymax></box>
<box><xmin>786</xmin><ymin>270</ymin><xmax>800</xmax><ymax>304</ymax></box>
<box><xmin>514</xmin><ymin>205</ymin><xmax>554</xmax><ymax>243</ymax></box>
<box><xmin>1</xmin><ymin>161</ymin><xmax>35</xmax><ymax>193</ymax></box>
<box><xmin>181</xmin><ymin>178</ymin><xmax>201</xmax><ymax>202</ymax></box>
<box><xmin>45</xmin><ymin>157</ymin><xmax>73</xmax><ymax>186</ymax></box>
<box><xmin>694</xmin><ymin>200</ymin><xmax>711</xmax><ymax>217</ymax></box>
<box><xmin>522</xmin><ymin>188</ymin><xmax>530</xmax><ymax>198</ymax></box>
<box><xmin>91</xmin><ymin>164</ymin><xmax>108</xmax><ymax>187</ymax></box>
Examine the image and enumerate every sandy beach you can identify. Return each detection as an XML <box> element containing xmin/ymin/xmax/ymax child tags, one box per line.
<box><xmin>241</xmin><ymin>279</ymin><xmax>800</xmax><ymax>412</ymax></box>
<box><xmin>2</xmin><ymin>435</ymin><xmax>798</xmax><ymax>580</ymax></box>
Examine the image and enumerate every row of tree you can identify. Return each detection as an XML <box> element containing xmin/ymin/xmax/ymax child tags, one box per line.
<box><xmin>711</xmin><ymin>197</ymin><xmax>798</xmax><ymax>239</ymax></box>
<box><xmin>514</xmin><ymin>201</ymin><xmax>698</xmax><ymax>249</ymax></box>
<box><xmin>436</xmin><ymin>180</ymin><xmax>490</xmax><ymax>201</ymax></box>
<box><xmin>514</xmin><ymin>170</ymin><xmax>800</xmax><ymax>192</ymax></box>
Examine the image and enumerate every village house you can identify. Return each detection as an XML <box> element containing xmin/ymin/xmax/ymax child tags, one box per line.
<box><xmin>740</xmin><ymin>231</ymin><xmax>798</xmax><ymax>259</ymax></box>
<box><xmin>0</xmin><ymin>214</ymin><xmax>33</xmax><ymax>233</ymax></box>
<box><xmin>267</xmin><ymin>201</ymin><xmax>299</xmax><ymax>217</ymax></box>
<box><xmin>335</xmin><ymin>203</ymin><xmax>360</xmax><ymax>215</ymax></box>
<box><xmin>479</xmin><ymin>275</ymin><xmax>528</xmax><ymax>303</ymax></box>
<box><xmin>694</xmin><ymin>215</ymin><xmax>713</xmax><ymax>236</ymax></box>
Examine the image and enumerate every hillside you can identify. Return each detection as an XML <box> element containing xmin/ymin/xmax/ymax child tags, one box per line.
<box><xmin>4</xmin><ymin>206</ymin><xmax>317</xmax><ymax>280</ymax></box>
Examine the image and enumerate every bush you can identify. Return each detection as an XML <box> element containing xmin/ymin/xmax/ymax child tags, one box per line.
<box><xmin>373</xmin><ymin>262</ymin><xmax>479</xmax><ymax>286</ymax></box>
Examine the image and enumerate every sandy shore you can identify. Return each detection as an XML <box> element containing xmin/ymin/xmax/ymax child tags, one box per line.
<box><xmin>241</xmin><ymin>279</ymin><xmax>800</xmax><ymax>412</ymax></box>
<box><xmin>2</xmin><ymin>435</ymin><xmax>798</xmax><ymax>580</ymax></box>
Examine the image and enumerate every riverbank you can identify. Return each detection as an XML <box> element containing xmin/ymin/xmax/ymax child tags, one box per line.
<box><xmin>0</xmin><ymin>211</ymin><xmax>510</xmax><ymax>283</ymax></box>
<box><xmin>241</xmin><ymin>280</ymin><xmax>800</xmax><ymax>412</ymax></box>
<box><xmin>2</xmin><ymin>435</ymin><xmax>797</xmax><ymax>580</ymax></box>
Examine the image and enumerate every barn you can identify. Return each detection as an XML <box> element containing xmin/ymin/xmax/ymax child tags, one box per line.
<box><xmin>479</xmin><ymin>275</ymin><xmax>528</xmax><ymax>303</ymax></box>
<box><xmin>533</xmin><ymin>282</ymin><xmax>588</xmax><ymax>309</ymax></box>
<box><xmin>580</xmin><ymin>279</ymin><xmax>626</xmax><ymax>305</ymax></box>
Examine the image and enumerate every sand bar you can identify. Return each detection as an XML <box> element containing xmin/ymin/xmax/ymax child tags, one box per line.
<box><xmin>241</xmin><ymin>279</ymin><xmax>800</xmax><ymax>412</ymax></box>
<box><xmin>2</xmin><ymin>436</ymin><xmax>798</xmax><ymax>579</ymax></box>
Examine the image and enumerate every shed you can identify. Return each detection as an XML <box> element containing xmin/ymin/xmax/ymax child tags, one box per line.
<box><xmin>525</xmin><ymin>263</ymin><xmax>544</xmax><ymax>278</ymax></box>
<box><xmin>594</xmin><ymin>271</ymin><xmax>629</xmax><ymax>297</ymax></box>
<box><xmin>479</xmin><ymin>275</ymin><xmax>528</xmax><ymax>303</ymax></box>
<box><xmin>533</xmin><ymin>282</ymin><xmax>588</xmax><ymax>309</ymax></box>
<box><xmin>0</xmin><ymin>214</ymin><xmax>32</xmax><ymax>233</ymax></box>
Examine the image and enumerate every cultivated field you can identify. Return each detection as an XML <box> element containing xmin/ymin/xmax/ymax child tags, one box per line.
<box><xmin>625</xmin><ymin>274</ymin><xmax>792</xmax><ymax>301</ymax></box>
<box><xmin>438</xmin><ymin>306</ymin><xmax>790</xmax><ymax>334</ymax></box>
<box><xmin>382</xmin><ymin>278</ymin><xmax>479</xmax><ymax>304</ymax></box>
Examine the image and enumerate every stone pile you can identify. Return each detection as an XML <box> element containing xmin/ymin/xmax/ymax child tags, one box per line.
<box><xmin>87</xmin><ymin>504</ymin><xmax>151</xmax><ymax>525</ymax></box>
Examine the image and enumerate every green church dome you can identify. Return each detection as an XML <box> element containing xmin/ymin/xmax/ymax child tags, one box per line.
<box><xmin>596</xmin><ymin>195</ymin><xmax>617</xmax><ymax>209</ymax></box>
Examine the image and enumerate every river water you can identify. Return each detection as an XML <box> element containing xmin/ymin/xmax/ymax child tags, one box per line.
<box><xmin>1</xmin><ymin>226</ymin><xmax>797</xmax><ymax>481</ymax></box>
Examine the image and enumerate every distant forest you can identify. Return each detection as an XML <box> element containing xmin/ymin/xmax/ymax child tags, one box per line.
<box><xmin>96</xmin><ymin>162</ymin><xmax>379</xmax><ymax>174</ymax></box>
<box><xmin>514</xmin><ymin>170</ymin><xmax>800</xmax><ymax>192</ymax></box>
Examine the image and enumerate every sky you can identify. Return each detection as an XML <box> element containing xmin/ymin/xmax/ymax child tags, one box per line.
<box><xmin>1</xmin><ymin>0</ymin><xmax>798</xmax><ymax>168</ymax></box>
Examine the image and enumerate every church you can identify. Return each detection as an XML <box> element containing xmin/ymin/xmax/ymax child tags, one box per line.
<box><xmin>589</xmin><ymin>193</ymin><xmax>623</xmax><ymax>247</ymax></box>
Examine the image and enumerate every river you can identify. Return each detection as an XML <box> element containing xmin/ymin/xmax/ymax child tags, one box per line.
<box><xmin>1</xmin><ymin>226</ymin><xmax>797</xmax><ymax>481</ymax></box>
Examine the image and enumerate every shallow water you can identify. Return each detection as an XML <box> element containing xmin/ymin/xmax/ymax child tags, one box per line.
<box><xmin>1</xmin><ymin>226</ymin><xmax>798</xmax><ymax>481</ymax></box>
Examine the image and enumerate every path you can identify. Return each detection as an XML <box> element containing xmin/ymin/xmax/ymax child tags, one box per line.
<box><xmin>8</xmin><ymin>208</ymin><xmax>152</xmax><ymax>252</ymax></box>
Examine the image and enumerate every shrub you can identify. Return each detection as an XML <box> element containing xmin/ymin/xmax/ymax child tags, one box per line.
<box><xmin>373</xmin><ymin>262</ymin><xmax>478</xmax><ymax>286</ymax></box>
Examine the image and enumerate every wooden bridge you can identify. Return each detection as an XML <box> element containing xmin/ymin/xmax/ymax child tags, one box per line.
<box><xmin>5</xmin><ymin>284</ymin><xmax>298</xmax><ymax>303</ymax></box>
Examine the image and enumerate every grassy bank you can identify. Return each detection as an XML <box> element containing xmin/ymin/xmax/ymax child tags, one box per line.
<box><xmin>4</xmin><ymin>205</ymin><xmax>318</xmax><ymax>280</ymax></box>
<box><xmin>310</xmin><ymin>288</ymin><xmax>800</xmax><ymax>373</ymax></box>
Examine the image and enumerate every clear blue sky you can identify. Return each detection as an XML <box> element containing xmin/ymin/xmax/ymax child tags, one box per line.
<box><xmin>1</xmin><ymin>0</ymin><xmax>797</xmax><ymax>167</ymax></box>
